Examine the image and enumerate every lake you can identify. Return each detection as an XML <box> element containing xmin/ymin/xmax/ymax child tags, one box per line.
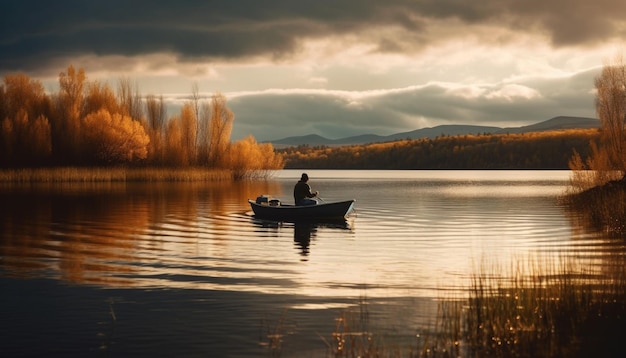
<box><xmin>0</xmin><ymin>170</ymin><xmax>621</xmax><ymax>357</ymax></box>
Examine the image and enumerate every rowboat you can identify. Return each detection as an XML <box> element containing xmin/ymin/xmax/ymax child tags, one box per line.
<box><xmin>248</xmin><ymin>197</ymin><xmax>355</xmax><ymax>221</ymax></box>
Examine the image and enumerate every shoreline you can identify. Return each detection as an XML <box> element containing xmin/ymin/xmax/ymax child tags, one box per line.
<box><xmin>0</xmin><ymin>167</ymin><xmax>236</xmax><ymax>182</ymax></box>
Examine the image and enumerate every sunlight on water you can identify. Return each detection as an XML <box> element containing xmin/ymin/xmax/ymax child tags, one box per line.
<box><xmin>1</xmin><ymin>170</ymin><xmax>621</xmax><ymax>356</ymax></box>
<box><xmin>0</xmin><ymin>170</ymin><xmax>606</xmax><ymax>297</ymax></box>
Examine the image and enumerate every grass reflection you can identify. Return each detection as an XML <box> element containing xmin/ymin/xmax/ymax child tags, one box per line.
<box><xmin>297</xmin><ymin>253</ymin><xmax>626</xmax><ymax>358</ymax></box>
<box><xmin>456</xmin><ymin>256</ymin><xmax>625</xmax><ymax>357</ymax></box>
<box><xmin>0</xmin><ymin>167</ymin><xmax>235</xmax><ymax>182</ymax></box>
<box><xmin>563</xmin><ymin>179</ymin><xmax>626</xmax><ymax>237</ymax></box>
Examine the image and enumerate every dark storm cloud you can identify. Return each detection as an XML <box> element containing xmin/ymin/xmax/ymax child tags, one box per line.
<box><xmin>1</xmin><ymin>0</ymin><xmax>624</xmax><ymax>73</ymax></box>
<box><xmin>506</xmin><ymin>0</ymin><xmax>626</xmax><ymax>45</ymax></box>
<box><xmin>0</xmin><ymin>0</ymin><xmax>416</xmax><ymax>72</ymax></box>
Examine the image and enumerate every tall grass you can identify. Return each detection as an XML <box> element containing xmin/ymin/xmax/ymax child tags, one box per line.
<box><xmin>563</xmin><ymin>178</ymin><xmax>626</xmax><ymax>236</ymax></box>
<box><xmin>311</xmin><ymin>253</ymin><xmax>626</xmax><ymax>358</ymax></box>
<box><xmin>0</xmin><ymin>167</ymin><xmax>264</xmax><ymax>182</ymax></box>
<box><xmin>424</xmin><ymin>255</ymin><xmax>626</xmax><ymax>358</ymax></box>
<box><xmin>325</xmin><ymin>297</ymin><xmax>381</xmax><ymax>357</ymax></box>
<box><xmin>425</xmin><ymin>180</ymin><xmax>626</xmax><ymax>357</ymax></box>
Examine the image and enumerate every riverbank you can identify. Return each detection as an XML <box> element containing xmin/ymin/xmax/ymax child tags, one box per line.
<box><xmin>0</xmin><ymin>167</ymin><xmax>237</xmax><ymax>182</ymax></box>
<box><xmin>564</xmin><ymin>177</ymin><xmax>626</xmax><ymax>236</ymax></box>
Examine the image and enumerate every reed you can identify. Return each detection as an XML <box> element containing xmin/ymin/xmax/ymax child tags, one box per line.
<box><xmin>423</xmin><ymin>255</ymin><xmax>626</xmax><ymax>358</ymax></box>
<box><xmin>318</xmin><ymin>253</ymin><xmax>626</xmax><ymax>358</ymax></box>
<box><xmin>563</xmin><ymin>179</ymin><xmax>626</xmax><ymax>236</ymax></box>
<box><xmin>0</xmin><ymin>167</ymin><xmax>241</xmax><ymax>182</ymax></box>
<box><xmin>324</xmin><ymin>296</ymin><xmax>441</xmax><ymax>358</ymax></box>
<box><xmin>327</xmin><ymin>298</ymin><xmax>380</xmax><ymax>357</ymax></box>
<box><xmin>259</xmin><ymin>310</ymin><xmax>292</xmax><ymax>358</ymax></box>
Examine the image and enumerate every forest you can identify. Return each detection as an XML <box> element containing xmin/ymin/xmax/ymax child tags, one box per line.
<box><xmin>0</xmin><ymin>65</ymin><xmax>283</xmax><ymax>178</ymax></box>
<box><xmin>280</xmin><ymin>129</ymin><xmax>600</xmax><ymax>169</ymax></box>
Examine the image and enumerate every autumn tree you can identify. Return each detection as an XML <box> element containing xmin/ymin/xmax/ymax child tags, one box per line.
<box><xmin>595</xmin><ymin>55</ymin><xmax>626</xmax><ymax>172</ymax></box>
<box><xmin>569</xmin><ymin>55</ymin><xmax>626</xmax><ymax>190</ymax></box>
<box><xmin>83</xmin><ymin>81</ymin><xmax>120</xmax><ymax>116</ymax></box>
<box><xmin>0</xmin><ymin>82</ymin><xmax>5</xmax><ymax>122</ymax></box>
<box><xmin>145</xmin><ymin>94</ymin><xmax>167</xmax><ymax>164</ymax></box>
<box><xmin>0</xmin><ymin>117</ymin><xmax>12</xmax><ymax>163</ymax></box>
<box><xmin>0</xmin><ymin>65</ymin><xmax>283</xmax><ymax>174</ymax></box>
<box><xmin>179</xmin><ymin>102</ymin><xmax>197</xmax><ymax>165</ymax></box>
<box><xmin>191</xmin><ymin>82</ymin><xmax>201</xmax><ymax>143</ymax></box>
<box><xmin>1</xmin><ymin>112</ymin><xmax>52</xmax><ymax>165</ymax></box>
<box><xmin>207</xmin><ymin>93</ymin><xmax>234</xmax><ymax>167</ymax></box>
<box><xmin>117</xmin><ymin>77</ymin><xmax>143</xmax><ymax>121</ymax></box>
<box><xmin>0</xmin><ymin>74</ymin><xmax>52</xmax><ymax>165</ymax></box>
<box><xmin>2</xmin><ymin>73</ymin><xmax>50</xmax><ymax>120</ymax></box>
<box><xmin>197</xmin><ymin>101</ymin><xmax>212</xmax><ymax>165</ymax></box>
<box><xmin>56</xmin><ymin>65</ymin><xmax>86</xmax><ymax>161</ymax></box>
<box><xmin>82</xmin><ymin>109</ymin><xmax>149</xmax><ymax>164</ymax></box>
<box><xmin>165</xmin><ymin>115</ymin><xmax>184</xmax><ymax>166</ymax></box>
<box><xmin>228</xmin><ymin>135</ymin><xmax>284</xmax><ymax>179</ymax></box>
<box><xmin>145</xmin><ymin>94</ymin><xmax>166</xmax><ymax>131</ymax></box>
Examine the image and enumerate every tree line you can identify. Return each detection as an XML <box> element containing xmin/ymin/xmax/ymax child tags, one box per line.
<box><xmin>280</xmin><ymin>129</ymin><xmax>599</xmax><ymax>169</ymax></box>
<box><xmin>285</xmin><ymin>50</ymin><xmax>626</xmax><ymax>175</ymax></box>
<box><xmin>0</xmin><ymin>65</ymin><xmax>283</xmax><ymax>177</ymax></box>
<box><xmin>283</xmin><ymin>53</ymin><xmax>626</xmax><ymax>177</ymax></box>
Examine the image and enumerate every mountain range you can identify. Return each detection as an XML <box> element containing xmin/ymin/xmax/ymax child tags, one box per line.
<box><xmin>268</xmin><ymin>116</ymin><xmax>600</xmax><ymax>147</ymax></box>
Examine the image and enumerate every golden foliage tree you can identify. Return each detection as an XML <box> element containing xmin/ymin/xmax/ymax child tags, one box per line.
<box><xmin>30</xmin><ymin>114</ymin><xmax>52</xmax><ymax>160</ymax></box>
<box><xmin>0</xmin><ymin>82</ymin><xmax>4</xmax><ymax>121</ymax></box>
<box><xmin>144</xmin><ymin>94</ymin><xmax>167</xmax><ymax>164</ymax></box>
<box><xmin>595</xmin><ymin>55</ymin><xmax>626</xmax><ymax>172</ymax></box>
<box><xmin>0</xmin><ymin>112</ymin><xmax>51</xmax><ymax>165</ymax></box>
<box><xmin>165</xmin><ymin>115</ymin><xmax>185</xmax><ymax>166</ymax></box>
<box><xmin>83</xmin><ymin>81</ymin><xmax>120</xmax><ymax>116</ymax></box>
<box><xmin>82</xmin><ymin>109</ymin><xmax>149</xmax><ymax>163</ymax></box>
<box><xmin>197</xmin><ymin>101</ymin><xmax>212</xmax><ymax>165</ymax></box>
<box><xmin>0</xmin><ymin>65</ymin><xmax>284</xmax><ymax>175</ymax></box>
<box><xmin>0</xmin><ymin>117</ymin><xmax>15</xmax><ymax>163</ymax></box>
<box><xmin>57</xmin><ymin>65</ymin><xmax>86</xmax><ymax>160</ymax></box>
<box><xmin>569</xmin><ymin>55</ymin><xmax>626</xmax><ymax>190</ymax></box>
<box><xmin>207</xmin><ymin>93</ymin><xmax>234</xmax><ymax>167</ymax></box>
<box><xmin>0</xmin><ymin>74</ymin><xmax>52</xmax><ymax>165</ymax></box>
<box><xmin>180</xmin><ymin>103</ymin><xmax>197</xmax><ymax>165</ymax></box>
<box><xmin>228</xmin><ymin>135</ymin><xmax>284</xmax><ymax>179</ymax></box>
<box><xmin>2</xmin><ymin>73</ymin><xmax>49</xmax><ymax>120</ymax></box>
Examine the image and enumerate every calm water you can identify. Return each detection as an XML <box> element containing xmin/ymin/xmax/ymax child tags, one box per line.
<box><xmin>0</xmin><ymin>170</ymin><xmax>621</xmax><ymax>357</ymax></box>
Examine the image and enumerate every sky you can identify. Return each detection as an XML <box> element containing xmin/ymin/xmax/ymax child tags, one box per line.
<box><xmin>1</xmin><ymin>0</ymin><xmax>625</xmax><ymax>142</ymax></box>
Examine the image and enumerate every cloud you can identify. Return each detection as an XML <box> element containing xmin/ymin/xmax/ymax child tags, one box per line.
<box><xmin>485</xmin><ymin>84</ymin><xmax>541</xmax><ymax>101</ymax></box>
<box><xmin>1</xmin><ymin>0</ymin><xmax>624</xmax><ymax>74</ymax></box>
<box><xmin>0</xmin><ymin>1</ymin><xmax>613</xmax><ymax>143</ymax></box>
<box><xmin>506</xmin><ymin>0</ymin><xmax>626</xmax><ymax>46</ymax></box>
<box><xmin>227</xmin><ymin>70</ymin><xmax>598</xmax><ymax>141</ymax></box>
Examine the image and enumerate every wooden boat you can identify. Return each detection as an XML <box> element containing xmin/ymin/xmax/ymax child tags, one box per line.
<box><xmin>248</xmin><ymin>197</ymin><xmax>355</xmax><ymax>221</ymax></box>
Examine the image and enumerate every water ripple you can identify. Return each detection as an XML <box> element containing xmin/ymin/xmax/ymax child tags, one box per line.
<box><xmin>0</xmin><ymin>172</ymin><xmax>617</xmax><ymax>298</ymax></box>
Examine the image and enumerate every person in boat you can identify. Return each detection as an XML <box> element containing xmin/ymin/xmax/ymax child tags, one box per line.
<box><xmin>294</xmin><ymin>173</ymin><xmax>319</xmax><ymax>206</ymax></box>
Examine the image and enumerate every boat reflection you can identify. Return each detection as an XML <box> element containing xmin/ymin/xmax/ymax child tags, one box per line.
<box><xmin>294</xmin><ymin>221</ymin><xmax>314</xmax><ymax>257</ymax></box>
<box><xmin>251</xmin><ymin>218</ymin><xmax>353</xmax><ymax>260</ymax></box>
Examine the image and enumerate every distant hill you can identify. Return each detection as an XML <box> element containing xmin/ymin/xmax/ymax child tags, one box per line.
<box><xmin>385</xmin><ymin>124</ymin><xmax>501</xmax><ymax>142</ymax></box>
<box><xmin>268</xmin><ymin>116</ymin><xmax>600</xmax><ymax>147</ymax></box>
<box><xmin>496</xmin><ymin>116</ymin><xmax>599</xmax><ymax>134</ymax></box>
<box><xmin>272</xmin><ymin>134</ymin><xmax>331</xmax><ymax>146</ymax></box>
